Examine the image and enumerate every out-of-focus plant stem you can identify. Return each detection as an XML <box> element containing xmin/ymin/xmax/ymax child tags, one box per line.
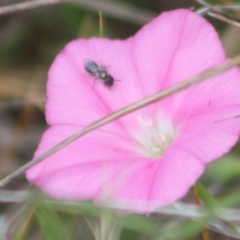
<box><xmin>16</xmin><ymin>208</ymin><xmax>34</xmax><ymax>240</ymax></box>
<box><xmin>193</xmin><ymin>184</ymin><xmax>210</xmax><ymax>240</ymax></box>
<box><xmin>196</xmin><ymin>0</ymin><xmax>240</xmax><ymax>27</ymax></box>
<box><xmin>99</xmin><ymin>11</ymin><xmax>104</xmax><ymax>38</ymax></box>
<box><xmin>98</xmin><ymin>211</ymin><xmax>121</xmax><ymax>240</ymax></box>
<box><xmin>0</xmin><ymin>0</ymin><xmax>154</xmax><ymax>25</ymax></box>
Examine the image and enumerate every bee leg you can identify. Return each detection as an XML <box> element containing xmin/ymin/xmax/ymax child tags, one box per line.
<box><xmin>101</xmin><ymin>65</ymin><xmax>109</xmax><ymax>70</ymax></box>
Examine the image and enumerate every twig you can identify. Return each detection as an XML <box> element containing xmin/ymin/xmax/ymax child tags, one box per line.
<box><xmin>1</xmin><ymin>55</ymin><xmax>240</xmax><ymax>187</ymax></box>
<box><xmin>16</xmin><ymin>209</ymin><xmax>34</xmax><ymax>240</ymax></box>
<box><xmin>208</xmin><ymin>11</ymin><xmax>240</xmax><ymax>27</ymax></box>
<box><xmin>0</xmin><ymin>0</ymin><xmax>69</xmax><ymax>15</ymax></box>
<box><xmin>197</xmin><ymin>5</ymin><xmax>240</xmax><ymax>15</ymax></box>
<box><xmin>0</xmin><ymin>0</ymin><xmax>154</xmax><ymax>25</ymax></box>
<box><xmin>196</xmin><ymin>0</ymin><xmax>240</xmax><ymax>27</ymax></box>
<box><xmin>217</xmin><ymin>5</ymin><xmax>240</xmax><ymax>10</ymax></box>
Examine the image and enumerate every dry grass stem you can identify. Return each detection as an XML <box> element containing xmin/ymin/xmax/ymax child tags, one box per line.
<box><xmin>0</xmin><ymin>0</ymin><xmax>154</xmax><ymax>24</ymax></box>
<box><xmin>1</xmin><ymin>54</ymin><xmax>240</xmax><ymax>187</ymax></box>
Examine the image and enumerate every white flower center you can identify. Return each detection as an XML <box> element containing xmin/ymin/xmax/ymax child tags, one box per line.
<box><xmin>135</xmin><ymin>113</ymin><xmax>176</xmax><ymax>159</ymax></box>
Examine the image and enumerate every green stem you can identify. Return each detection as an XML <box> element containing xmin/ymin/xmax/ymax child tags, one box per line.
<box><xmin>97</xmin><ymin>211</ymin><xmax>122</xmax><ymax>240</ymax></box>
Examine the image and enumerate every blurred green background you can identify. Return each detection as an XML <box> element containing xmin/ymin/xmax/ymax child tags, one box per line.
<box><xmin>0</xmin><ymin>0</ymin><xmax>240</xmax><ymax>239</ymax></box>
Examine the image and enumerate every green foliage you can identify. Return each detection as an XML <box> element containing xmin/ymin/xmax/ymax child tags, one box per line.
<box><xmin>34</xmin><ymin>207</ymin><xmax>70</xmax><ymax>240</ymax></box>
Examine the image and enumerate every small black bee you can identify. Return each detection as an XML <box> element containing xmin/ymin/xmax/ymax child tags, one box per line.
<box><xmin>84</xmin><ymin>60</ymin><xmax>114</xmax><ymax>87</ymax></box>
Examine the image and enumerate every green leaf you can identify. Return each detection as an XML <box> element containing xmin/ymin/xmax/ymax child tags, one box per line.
<box><xmin>45</xmin><ymin>200</ymin><xmax>101</xmax><ymax>216</ymax></box>
<box><xmin>205</xmin><ymin>154</ymin><xmax>240</xmax><ymax>182</ymax></box>
<box><xmin>219</xmin><ymin>190</ymin><xmax>240</xmax><ymax>207</ymax></box>
<box><xmin>34</xmin><ymin>207</ymin><xmax>70</xmax><ymax>240</ymax></box>
<box><xmin>195</xmin><ymin>182</ymin><xmax>219</xmax><ymax>208</ymax></box>
<box><xmin>0</xmin><ymin>190</ymin><xmax>28</xmax><ymax>203</ymax></box>
<box><xmin>119</xmin><ymin>215</ymin><xmax>160</xmax><ymax>237</ymax></box>
<box><xmin>165</xmin><ymin>219</ymin><xmax>203</xmax><ymax>240</ymax></box>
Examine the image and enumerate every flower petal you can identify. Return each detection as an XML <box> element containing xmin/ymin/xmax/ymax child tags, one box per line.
<box><xmin>132</xmin><ymin>8</ymin><xmax>224</xmax><ymax>95</ymax></box>
<box><xmin>26</xmin><ymin>9</ymin><xmax>240</xmax><ymax>213</ymax></box>
<box><xmin>150</xmin><ymin>147</ymin><xmax>204</xmax><ymax>207</ymax></box>
<box><xmin>26</xmin><ymin>125</ymin><xmax>140</xmax><ymax>182</ymax></box>
<box><xmin>175</xmin><ymin>107</ymin><xmax>240</xmax><ymax>164</ymax></box>
<box><xmin>46</xmin><ymin>38</ymin><xmax>144</xmax><ymax>128</ymax></box>
<box><xmin>96</xmin><ymin>148</ymin><xmax>204</xmax><ymax>212</ymax></box>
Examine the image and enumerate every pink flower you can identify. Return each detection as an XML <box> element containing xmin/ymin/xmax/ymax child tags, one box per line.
<box><xmin>26</xmin><ymin>9</ymin><xmax>240</xmax><ymax>212</ymax></box>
